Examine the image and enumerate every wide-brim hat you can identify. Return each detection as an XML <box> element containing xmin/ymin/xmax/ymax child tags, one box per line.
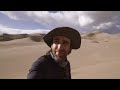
<box><xmin>43</xmin><ymin>27</ymin><xmax>81</xmax><ymax>49</ymax></box>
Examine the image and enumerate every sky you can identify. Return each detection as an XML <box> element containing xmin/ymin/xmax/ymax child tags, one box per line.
<box><xmin>0</xmin><ymin>11</ymin><xmax>120</xmax><ymax>35</ymax></box>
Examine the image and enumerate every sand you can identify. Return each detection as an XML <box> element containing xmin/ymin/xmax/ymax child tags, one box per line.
<box><xmin>0</xmin><ymin>32</ymin><xmax>120</xmax><ymax>79</ymax></box>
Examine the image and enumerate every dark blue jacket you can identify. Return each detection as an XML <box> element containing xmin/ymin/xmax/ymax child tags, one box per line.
<box><xmin>27</xmin><ymin>54</ymin><xmax>71</xmax><ymax>79</ymax></box>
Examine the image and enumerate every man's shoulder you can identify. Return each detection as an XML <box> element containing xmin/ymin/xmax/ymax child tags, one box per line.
<box><xmin>34</xmin><ymin>54</ymin><xmax>52</xmax><ymax>64</ymax></box>
<box><xmin>35</xmin><ymin>55</ymin><xmax>48</xmax><ymax>62</ymax></box>
<box><xmin>30</xmin><ymin>55</ymin><xmax>51</xmax><ymax>70</ymax></box>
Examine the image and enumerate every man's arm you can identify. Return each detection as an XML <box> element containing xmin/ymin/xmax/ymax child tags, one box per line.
<box><xmin>27</xmin><ymin>56</ymin><xmax>46</xmax><ymax>79</ymax></box>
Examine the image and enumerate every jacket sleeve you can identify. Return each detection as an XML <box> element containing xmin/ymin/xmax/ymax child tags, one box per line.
<box><xmin>27</xmin><ymin>56</ymin><xmax>46</xmax><ymax>79</ymax></box>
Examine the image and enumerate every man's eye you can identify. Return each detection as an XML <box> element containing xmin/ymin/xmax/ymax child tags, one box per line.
<box><xmin>63</xmin><ymin>41</ymin><xmax>68</xmax><ymax>45</ymax></box>
<box><xmin>54</xmin><ymin>40</ymin><xmax>59</xmax><ymax>44</ymax></box>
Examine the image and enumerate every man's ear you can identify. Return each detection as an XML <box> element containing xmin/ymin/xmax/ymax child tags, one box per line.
<box><xmin>68</xmin><ymin>42</ymin><xmax>72</xmax><ymax>55</ymax></box>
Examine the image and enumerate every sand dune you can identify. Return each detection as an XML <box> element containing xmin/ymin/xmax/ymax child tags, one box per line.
<box><xmin>0</xmin><ymin>38</ymin><xmax>42</xmax><ymax>49</ymax></box>
<box><xmin>0</xmin><ymin>32</ymin><xmax>120</xmax><ymax>79</ymax></box>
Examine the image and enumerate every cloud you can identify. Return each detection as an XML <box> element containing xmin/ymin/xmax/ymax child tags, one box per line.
<box><xmin>78</xmin><ymin>15</ymin><xmax>94</xmax><ymax>26</ymax></box>
<box><xmin>1</xmin><ymin>11</ymin><xmax>120</xmax><ymax>34</ymax></box>
<box><xmin>93</xmin><ymin>22</ymin><xmax>114</xmax><ymax>30</ymax></box>
<box><xmin>0</xmin><ymin>11</ymin><xmax>92</xmax><ymax>29</ymax></box>
<box><xmin>0</xmin><ymin>24</ymin><xmax>50</xmax><ymax>35</ymax></box>
<box><xmin>0</xmin><ymin>11</ymin><xmax>19</xmax><ymax>20</ymax></box>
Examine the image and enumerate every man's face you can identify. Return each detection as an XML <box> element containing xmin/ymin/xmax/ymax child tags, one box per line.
<box><xmin>51</xmin><ymin>36</ymin><xmax>71</xmax><ymax>60</ymax></box>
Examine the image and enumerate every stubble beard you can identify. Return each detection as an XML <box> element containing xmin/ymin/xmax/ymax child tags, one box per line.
<box><xmin>53</xmin><ymin>50</ymin><xmax>67</xmax><ymax>61</ymax></box>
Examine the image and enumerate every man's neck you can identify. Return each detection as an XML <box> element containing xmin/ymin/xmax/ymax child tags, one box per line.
<box><xmin>50</xmin><ymin>51</ymin><xmax>68</xmax><ymax>67</ymax></box>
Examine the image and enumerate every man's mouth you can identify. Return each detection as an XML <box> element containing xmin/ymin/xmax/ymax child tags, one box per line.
<box><xmin>56</xmin><ymin>50</ymin><xmax>67</xmax><ymax>57</ymax></box>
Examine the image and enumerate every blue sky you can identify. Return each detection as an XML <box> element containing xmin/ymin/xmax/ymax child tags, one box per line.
<box><xmin>0</xmin><ymin>11</ymin><xmax>120</xmax><ymax>34</ymax></box>
<box><xmin>0</xmin><ymin>13</ymin><xmax>45</xmax><ymax>29</ymax></box>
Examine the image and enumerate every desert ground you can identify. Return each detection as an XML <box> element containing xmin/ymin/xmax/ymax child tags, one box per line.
<box><xmin>0</xmin><ymin>32</ymin><xmax>120</xmax><ymax>79</ymax></box>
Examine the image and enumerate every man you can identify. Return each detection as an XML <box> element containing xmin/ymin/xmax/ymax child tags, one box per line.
<box><xmin>27</xmin><ymin>27</ymin><xmax>81</xmax><ymax>79</ymax></box>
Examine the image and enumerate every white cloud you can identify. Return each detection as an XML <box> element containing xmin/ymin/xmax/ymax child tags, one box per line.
<box><xmin>0</xmin><ymin>11</ymin><xmax>90</xmax><ymax>28</ymax></box>
<box><xmin>78</xmin><ymin>15</ymin><xmax>94</xmax><ymax>26</ymax></box>
<box><xmin>0</xmin><ymin>11</ymin><xmax>19</xmax><ymax>20</ymax></box>
<box><xmin>0</xmin><ymin>24</ymin><xmax>50</xmax><ymax>35</ymax></box>
<box><xmin>116</xmin><ymin>25</ymin><xmax>120</xmax><ymax>28</ymax></box>
<box><xmin>1</xmin><ymin>11</ymin><xmax>120</xmax><ymax>33</ymax></box>
<box><xmin>93</xmin><ymin>22</ymin><xmax>114</xmax><ymax>30</ymax></box>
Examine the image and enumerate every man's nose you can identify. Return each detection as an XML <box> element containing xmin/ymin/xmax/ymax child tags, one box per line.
<box><xmin>58</xmin><ymin>44</ymin><xmax>64</xmax><ymax>49</ymax></box>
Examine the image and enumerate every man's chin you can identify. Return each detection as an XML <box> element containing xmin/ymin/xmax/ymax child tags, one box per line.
<box><xmin>55</xmin><ymin>52</ymin><xmax>67</xmax><ymax>60</ymax></box>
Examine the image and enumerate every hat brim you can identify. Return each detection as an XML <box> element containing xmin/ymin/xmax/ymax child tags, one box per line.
<box><xmin>43</xmin><ymin>27</ymin><xmax>81</xmax><ymax>49</ymax></box>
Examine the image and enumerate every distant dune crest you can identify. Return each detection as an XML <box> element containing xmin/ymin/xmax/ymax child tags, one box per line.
<box><xmin>0</xmin><ymin>33</ymin><xmax>45</xmax><ymax>42</ymax></box>
<box><xmin>0</xmin><ymin>31</ymin><xmax>120</xmax><ymax>43</ymax></box>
